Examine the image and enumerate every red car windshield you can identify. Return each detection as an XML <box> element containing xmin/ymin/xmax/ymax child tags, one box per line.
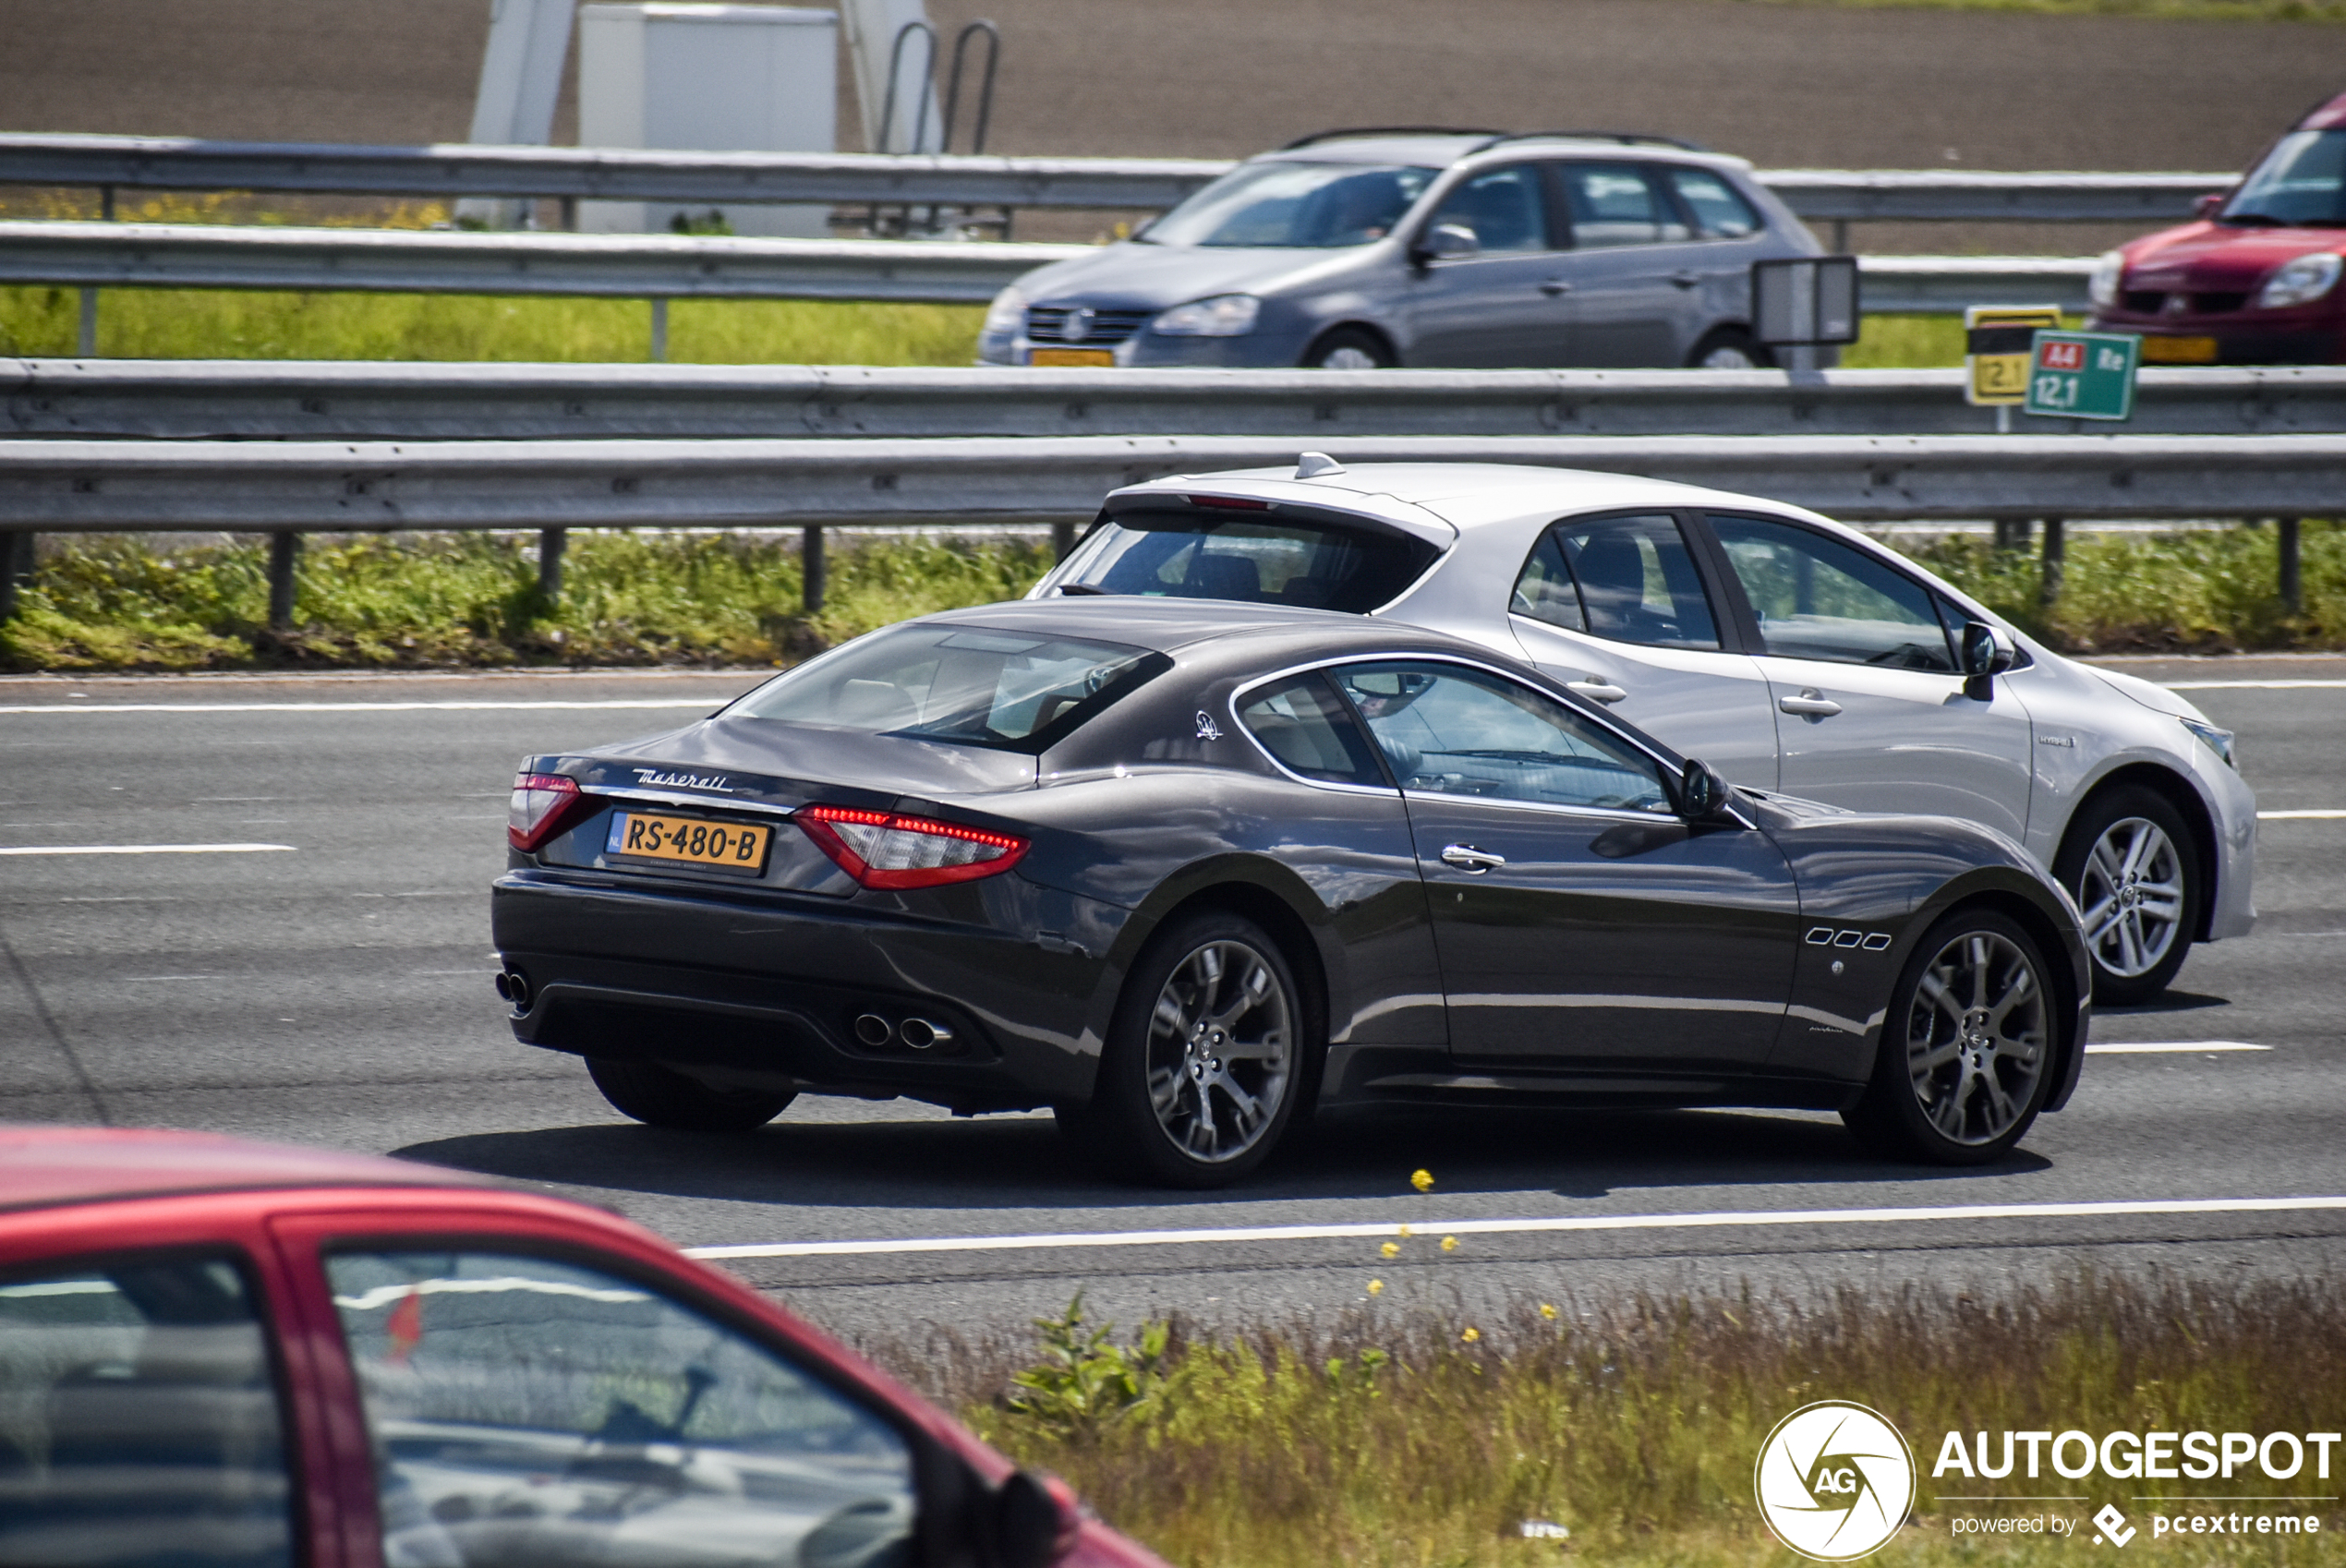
<box><xmin>2222</xmin><ymin>129</ymin><xmax>2346</xmax><ymax>225</ymax></box>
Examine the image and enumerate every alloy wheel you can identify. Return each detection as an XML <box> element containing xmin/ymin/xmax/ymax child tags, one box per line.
<box><xmin>2076</xmin><ymin>815</ymin><xmax>2185</xmax><ymax>979</ymax></box>
<box><xmin>1143</xmin><ymin>938</ymin><xmax>1294</xmax><ymax>1164</ymax></box>
<box><xmin>1903</xmin><ymin>930</ymin><xmax>2048</xmax><ymax>1146</ymax></box>
<box><xmin>1318</xmin><ymin>345</ymin><xmax>1381</xmax><ymax>369</ymax></box>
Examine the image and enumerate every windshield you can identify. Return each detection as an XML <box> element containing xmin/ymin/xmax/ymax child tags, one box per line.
<box><xmin>2223</xmin><ymin>129</ymin><xmax>2346</xmax><ymax>225</ymax></box>
<box><xmin>1142</xmin><ymin>161</ymin><xmax>1437</xmax><ymax>248</ymax></box>
<box><xmin>1056</xmin><ymin>512</ymin><xmax>1441</xmax><ymax>612</ymax></box>
<box><xmin>732</xmin><ymin>624</ymin><xmax>1164</xmax><ymax>751</ymax></box>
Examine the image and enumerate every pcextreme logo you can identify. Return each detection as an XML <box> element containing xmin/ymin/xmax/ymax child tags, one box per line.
<box><xmin>1756</xmin><ymin>1401</ymin><xmax>1919</xmax><ymax>1562</ymax></box>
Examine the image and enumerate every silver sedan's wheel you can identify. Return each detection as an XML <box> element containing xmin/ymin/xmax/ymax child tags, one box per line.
<box><xmin>1699</xmin><ymin>343</ymin><xmax>1761</xmax><ymax>368</ymax></box>
<box><xmin>2076</xmin><ymin>814</ymin><xmax>2186</xmax><ymax>982</ymax></box>
<box><xmin>1143</xmin><ymin>937</ymin><xmax>1294</xmax><ymax>1164</ymax></box>
<box><xmin>1901</xmin><ymin>929</ymin><xmax>2049</xmax><ymax>1148</ymax></box>
<box><xmin>1317</xmin><ymin>344</ymin><xmax>1381</xmax><ymax>369</ymax></box>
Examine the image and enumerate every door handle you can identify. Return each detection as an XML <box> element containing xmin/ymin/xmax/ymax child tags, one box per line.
<box><xmin>1539</xmin><ymin>279</ymin><xmax>1573</xmax><ymax>296</ymax></box>
<box><xmin>1440</xmin><ymin>844</ymin><xmax>1507</xmax><ymax>873</ymax></box>
<box><xmin>1668</xmin><ymin>271</ymin><xmax>1700</xmax><ymax>289</ymax></box>
<box><xmin>1778</xmin><ymin>688</ymin><xmax>1844</xmax><ymax>719</ymax></box>
<box><xmin>1565</xmin><ymin>678</ymin><xmax>1628</xmax><ymax>704</ymax></box>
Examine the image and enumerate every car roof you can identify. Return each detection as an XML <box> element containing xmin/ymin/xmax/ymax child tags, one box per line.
<box><xmin>916</xmin><ymin>596</ymin><xmax>1496</xmax><ymax>663</ymax></box>
<box><xmin>0</xmin><ymin>1124</ymin><xmax>489</xmax><ymax>1213</ymax></box>
<box><xmin>2300</xmin><ymin>90</ymin><xmax>2346</xmax><ymax>132</ymax></box>
<box><xmin>1259</xmin><ymin>131</ymin><xmax>1749</xmax><ymax>172</ymax></box>
<box><xmin>1110</xmin><ymin>461</ymin><xmax>1807</xmax><ymax>529</ymax></box>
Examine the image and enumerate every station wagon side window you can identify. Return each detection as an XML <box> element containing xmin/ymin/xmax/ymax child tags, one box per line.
<box><xmin>1237</xmin><ymin>671</ymin><xmax>1389</xmax><ymax>787</ymax></box>
<box><xmin>1510</xmin><ymin>513</ymin><xmax>1722</xmax><ymax>650</ymax></box>
<box><xmin>0</xmin><ymin>1254</ymin><xmax>296</xmax><ymax>1568</ymax></box>
<box><xmin>1425</xmin><ymin>163</ymin><xmax>1555</xmax><ymax>252</ymax></box>
<box><xmin>1707</xmin><ymin>513</ymin><xmax>1958</xmax><ymax>671</ymax></box>
<box><xmin>326</xmin><ymin>1249</ymin><xmax>917</xmax><ymax>1568</ymax></box>
<box><xmin>1554</xmin><ymin>163</ymin><xmax>1691</xmax><ymax>248</ymax></box>
<box><xmin>1332</xmin><ymin>661</ymin><xmax>1674</xmax><ymax>814</ymax></box>
<box><xmin>1663</xmin><ymin>166</ymin><xmax>1762</xmax><ymax>238</ymax></box>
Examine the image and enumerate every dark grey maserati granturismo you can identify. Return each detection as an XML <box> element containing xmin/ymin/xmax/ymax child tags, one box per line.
<box><xmin>492</xmin><ymin>598</ymin><xmax>2090</xmax><ymax>1187</ymax></box>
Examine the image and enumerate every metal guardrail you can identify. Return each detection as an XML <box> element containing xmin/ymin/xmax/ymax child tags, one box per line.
<box><xmin>3</xmin><ymin>433</ymin><xmax>2339</xmax><ymax>529</ymax></box>
<box><xmin>0</xmin><ymin>132</ymin><xmax>2231</xmax><ymax>224</ymax></box>
<box><xmin>0</xmin><ymin>221</ymin><xmax>2086</xmax><ymax>314</ymax></box>
<box><xmin>9</xmin><ymin>360</ymin><xmax>2340</xmax><ymax>441</ymax></box>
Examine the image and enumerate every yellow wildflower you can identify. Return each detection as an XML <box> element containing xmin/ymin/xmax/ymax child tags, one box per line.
<box><xmin>1410</xmin><ymin>1168</ymin><xmax>1434</xmax><ymax>1192</ymax></box>
<box><xmin>1367</xmin><ymin>1279</ymin><xmax>1385</xmax><ymax>1297</ymax></box>
<box><xmin>1540</xmin><ymin>1303</ymin><xmax>1559</xmax><ymax>1320</ymax></box>
<box><xmin>1461</xmin><ymin>1326</ymin><xmax>1481</xmax><ymax>1344</ymax></box>
<box><xmin>1441</xmin><ymin>1235</ymin><xmax>1459</xmax><ymax>1251</ymax></box>
<box><xmin>1380</xmin><ymin>1241</ymin><xmax>1400</xmax><ymax>1259</ymax></box>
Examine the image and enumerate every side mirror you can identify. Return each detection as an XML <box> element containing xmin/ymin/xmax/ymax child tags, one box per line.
<box><xmin>1415</xmin><ymin>223</ymin><xmax>1480</xmax><ymax>263</ymax></box>
<box><xmin>1675</xmin><ymin>758</ymin><xmax>1735</xmax><ymax>823</ymax></box>
<box><xmin>2193</xmin><ymin>191</ymin><xmax>2227</xmax><ymax>220</ymax></box>
<box><xmin>991</xmin><ymin>1469</ymin><xmax>1082</xmax><ymax>1568</ymax></box>
<box><xmin>1960</xmin><ymin>619</ymin><xmax>2016</xmax><ymax>681</ymax></box>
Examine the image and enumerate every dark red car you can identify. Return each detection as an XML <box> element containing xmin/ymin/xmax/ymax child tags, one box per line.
<box><xmin>2087</xmin><ymin>90</ymin><xmax>2346</xmax><ymax>364</ymax></box>
<box><xmin>0</xmin><ymin>1125</ymin><xmax>1167</xmax><ymax>1568</ymax></box>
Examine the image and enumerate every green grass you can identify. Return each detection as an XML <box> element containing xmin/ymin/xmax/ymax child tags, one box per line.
<box><xmin>873</xmin><ymin>1274</ymin><xmax>2345</xmax><ymax>1568</ymax></box>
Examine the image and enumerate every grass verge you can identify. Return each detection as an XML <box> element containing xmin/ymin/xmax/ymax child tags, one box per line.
<box><xmin>869</xmin><ymin>1276</ymin><xmax>2345</xmax><ymax>1568</ymax></box>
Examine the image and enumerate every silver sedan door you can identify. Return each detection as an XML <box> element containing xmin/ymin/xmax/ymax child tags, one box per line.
<box><xmin>1703</xmin><ymin>513</ymin><xmax>2036</xmax><ymax>841</ymax></box>
<box><xmin>1400</xmin><ymin>163</ymin><xmax>1575</xmax><ymax>367</ymax></box>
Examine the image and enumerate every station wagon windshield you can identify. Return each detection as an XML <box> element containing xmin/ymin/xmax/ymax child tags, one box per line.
<box><xmin>1143</xmin><ymin>161</ymin><xmax>1438</xmax><ymax>247</ymax></box>
<box><xmin>2222</xmin><ymin>129</ymin><xmax>2346</xmax><ymax>225</ymax></box>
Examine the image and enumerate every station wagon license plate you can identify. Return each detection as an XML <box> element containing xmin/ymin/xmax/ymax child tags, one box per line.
<box><xmin>2139</xmin><ymin>335</ymin><xmax>2219</xmax><ymax>364</ymax></box>
<box><xmin>1028</xmin><ymin>347</ymin><xmax>1115</xmax><ymax>367</ymax></box>
<box><xmin>606</xmin><ymin>811</ymin><xmax>772</xmax><ymax>874</ymax></box>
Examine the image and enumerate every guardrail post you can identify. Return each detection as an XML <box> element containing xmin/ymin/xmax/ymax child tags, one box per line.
<box><xmin>650</xmin><ymin>299</ymin><xmax>669</xmax><ymax>362</ymax></box>
<box><xmin>2039</xmin><ymin>518</ymin><xmax>2065</xmax><ymax>608</ymax></box>
<box><xmin>266</xmin><ymin>532</ymin><xmax>302</xmax><ymax>632</ymax></box>
<box><xmin>2279</xmin><ymin>516</ymin><xmax>2303</xmax><ymax>611</ymax></box>
<box><xmin>77</xmin><ymin>290</ymin><xmax>97</xmax><ymax>356</ymax></box>
<box><xmin>0</xmin><ymin>531</ymin><xmax>32</xmax><ymax>622</ymax></box>
<box><xmin>538</xmin><ymin>526</ymin><xmax>568</xmax><ymax>606</ymax></box>
<box><xmin>1051</xmin><ymin>519</ymin><xmax>1075</xmax><ymax>560</ymax></box>
<box><xmin>1994</xmin><ymin>519</ymin><xmax>2028</xmax><ymax>552</ymax></box>
<box><xmin>802</xmin><ymin>525</ymin><xmax>826</xmax><ymax>615</ymax></box>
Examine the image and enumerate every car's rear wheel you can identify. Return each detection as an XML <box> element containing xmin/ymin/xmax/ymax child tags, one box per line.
<box><xmin>1303</xmin><ymin>326</ymin><xmax>1397</xmax><ymax>369</ymax></box>
<box><xmin>2053</xmin><ymin>786</ymin><xmax>2200</xmax><ymax>1004</ymax></box>
<box><xmin>1843</xmin><ymin>910</ymin><xmax>2056</xmax><ymax>1164</ymax></box>
<box><xmin>586</xmin><ymin>1056</ymin><xmax>795</xmax><ymax>1132</ymax></box>
<box><xmin>1061</xmin><ymin>911</ymin><xmax>1304</xmax><ymax>1187</ymax></box>
<box><xmin>1687</xmin><ymin>327</ymin><xmax>1771</xmax><ymax>369</ymax></box>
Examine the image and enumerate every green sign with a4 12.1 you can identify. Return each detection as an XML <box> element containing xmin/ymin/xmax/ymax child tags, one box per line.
<box><xmin>2023</xmin><ymin>330</ymin><xmax>2140</xmax><ymax>420</ymax></box>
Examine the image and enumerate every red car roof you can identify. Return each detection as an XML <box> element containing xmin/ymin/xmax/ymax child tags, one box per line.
<box><xmin>0</xmin><ymin>1124</ymin><xmax>488</xmax><ymax>1212</ymax></box>
<box><xmin>2300</xmin><ymin>91</ymin><xmax>2346</xmax><ymax>132</ymax></box>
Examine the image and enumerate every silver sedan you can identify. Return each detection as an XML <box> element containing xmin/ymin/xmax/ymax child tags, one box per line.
<box><xmin>1030</xmin><ymin>459</ymin><xmax>2255</xmax><ymax>1002</ymax></box>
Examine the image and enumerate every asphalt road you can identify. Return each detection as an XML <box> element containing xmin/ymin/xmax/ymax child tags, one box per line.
<box><xmin>3</xmin><ymin>657</ymin><xmax>2341</xmax><ymax>1342</ymax></box>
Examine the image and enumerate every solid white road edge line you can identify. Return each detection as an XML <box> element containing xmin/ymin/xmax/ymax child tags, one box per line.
<box><xmin>0</xmin><ymin>843</ymin><xmax>296</xmax><ymax>856</ymax></box>
<box><xmin>683</xmin><ymin>1194</ymin><xmax>2346</xmax><ymax>1261</ymax></box>
<box><xmin>0</xmin><ymin>700</ymin><xmax>734</xmax><ymax>714</ymax></box>
<box><xmin>2166</xmin><ymin>680</ymin><xmax>2346</xmax><ymax>690</ymax></box>
<box><xmin>2086</xmin><ymin>1041</ymin><xmax>2269</xmax><ymax>1053</ymax></box>
<box><xmin>2260</xmin><ymin>809</ymin><xmax>2346</xmax><ymax>820</ymax></box>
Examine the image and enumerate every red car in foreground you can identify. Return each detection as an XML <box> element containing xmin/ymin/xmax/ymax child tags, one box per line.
<box><xmin>0</xmin><ymin>1125</ymin><xmax>1167</xmax><ymax>1568</ymax></box>
<box><xmin>2087</xmin><ymin>90</ymin><xmax>2346</xmax><ymax>364</ymax></box>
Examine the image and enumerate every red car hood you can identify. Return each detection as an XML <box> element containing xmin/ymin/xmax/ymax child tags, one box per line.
<box><xmin>2123</xmin><ymin>220</ymin><xmax>2346</xmax><ymax>292</ymax></box>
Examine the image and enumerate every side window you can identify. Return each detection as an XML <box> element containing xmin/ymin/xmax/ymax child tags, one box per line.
<box><xmin>328</xmin><ymin>1250</ymin><xmax>916</xmax><ymax>1568</ymax></box>
<box><xmin>1665</xmin><ymin>166</ymin><xmax>1762</xmax><ymax>238</ymax></box>
<box><xmin>1708</xmin><ymin>514</ymin><xmax>1957</xmax><ymax>671</ymax></box>
<box><xmin>1238</xmin><ymin>672</ymin><xmax>1388</xmax><ymax>787</ymax></box>
<box><xmin>1426</xmin><ymin>163</ymin><xmax>1553</xmax><ymax>253</ymax></box>
<box><xmin>1332</xmin><ymin>662</ymin><xmax>1674</xmax><ymax>814</ymax></box>
<box><xmin>1556</xmin><ymin>163</ymin><xmax>1690</xmax><ymax>248</ymax></box>
<box><xmin>0</xmin><ymin>1255</ymin><xmax>295</xmax><ymax>1568</ymax></box>
<box><xmin>1519</xmin><ymin>513</ymin><xmax>1721</xmax><ymax>650</ymax></box>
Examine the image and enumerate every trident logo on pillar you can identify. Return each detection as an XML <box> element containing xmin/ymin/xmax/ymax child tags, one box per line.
<box><xmin>1755</xmin><ymin>1401</ymin><xmax>1918</xmax><ymax>1561</ymax></box>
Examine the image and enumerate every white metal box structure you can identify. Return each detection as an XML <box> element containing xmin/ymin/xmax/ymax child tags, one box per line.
<box><xmin>578</xmin><ymin>3</ymin><xmax>839</xmax><ymax>238</ymax></box>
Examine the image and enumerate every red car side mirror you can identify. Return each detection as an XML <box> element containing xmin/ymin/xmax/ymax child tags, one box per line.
<box><xmin>993</xmin><ymin>1469</ymin><xmax>1083</xmax><ymax>1568</ymax></box>
<box><xmin>2194</xmin><ymin>191</ymin><xmax>2227</xmax><ymax>219</ymax></box>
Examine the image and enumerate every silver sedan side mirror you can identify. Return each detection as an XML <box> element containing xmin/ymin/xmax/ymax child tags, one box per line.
<box><xmin>1960</xmin><ymin>619</ymin><xmax>2017</xmax><ymax>678</ymax></box>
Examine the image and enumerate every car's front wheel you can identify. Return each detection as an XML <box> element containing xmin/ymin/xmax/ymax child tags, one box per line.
<box><xmin>1061</xmin><ymin>911</ymin><xmax>1305</xmax><ymax>1187</ymax></box>
<box><xmin>1303</xmin><ymin>326</ymin><xmax>1397</xmax><ymax>369</ymax></box>
<box><xmin>1843</xmin><ymin>910</ymin><xmax>2057</xmax><ymax>1164</ymax></box>
<box><xmin>587</xmin><ymin>1056</ymin><xmax>795</xmax><ymax>1132</ymax></box>
<box><xmin>1687</xmin><ymin>327</ymin><xmax>1772</xmax><ymax>369</ymax></box>
<box><xmin>2053</xmin><ymin>785</ymin><xmax>2201</xmax><ymax>1004</ymax></box>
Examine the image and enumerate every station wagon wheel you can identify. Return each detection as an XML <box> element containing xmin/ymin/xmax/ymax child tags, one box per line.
<box><xmin>1063</xmin><ymin>911</ymin><xmax>1305</xmax><ymax>1187</ymax></box>
<box><xmin>1843</xmin><ymin>910</ymin><xmax>2056</xmax><ymax>1164</ymax></box>
<box><xmin>1687</xmin><ymin>326</ymin><xmax>1771</xmax><ymax>369</ymax></box>
<box><xmin>1303</xmin><ymin>326</ymin><xmax>1397</xmax><ymax>369</ymax></box>
<box><xmin>2053</xmin><ymin>785</ymin><xmax>2201</xmax><ymax>1005</ymax></box>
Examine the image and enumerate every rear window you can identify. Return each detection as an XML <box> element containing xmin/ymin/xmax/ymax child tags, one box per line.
<box><xmin>733</xmin><ymin>624</ymin><xmax>1166</xmax><ymax>752</ymax></box>
<box><xmin>1055</xmin><ymin>511</ymin><xmax>1440</xmax><ymax>613</ymax></box>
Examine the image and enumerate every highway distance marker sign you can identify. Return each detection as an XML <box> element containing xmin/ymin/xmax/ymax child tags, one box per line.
<box><xmin>1964</xmin><ymin>304</ymin><xmax>2064</xmax><ymax>406</ymax></box>
<box><xmin>2024</xmin><ymin>329</ymin><xmax>2141</xmax><ymax>420</ymax></box>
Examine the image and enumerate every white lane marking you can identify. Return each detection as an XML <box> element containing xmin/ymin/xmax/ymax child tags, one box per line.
<box><xmin>0</xmin><ymin>699</ymin><xmax>732</xmax><ymax>714</ymax></box>
<box><xmin>0</xmin><ymin>842</ymin><xmax>296</xmax><ymax>856</ymax></box>
<box><xmin>2260</xmin><ymin>810</ymin><xmax>2346</xmax><ymax>820</ymax></box>
<box><xmin>2086</xmin><ymin>1041</ymin><xmax>2269</xmax><ymax>1054</ymax></box>
<box><xmin>2167</xmin><ymin>679</ymin><xmax>2346</xmax><ymax>690</ymax></box>
<box><xmin>683</xmin><ymin>1194</ymin><xmax>2346</xmax><ymax>1262</ymax></box>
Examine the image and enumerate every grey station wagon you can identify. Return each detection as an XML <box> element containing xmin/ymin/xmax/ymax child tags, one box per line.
<box><xmin>977</xmin><ymin>128</ymin><xmax>1823</xmax><ymax>370</ymax></box>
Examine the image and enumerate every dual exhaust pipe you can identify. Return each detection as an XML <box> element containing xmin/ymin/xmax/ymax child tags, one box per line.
<box><xmin>855</xmin><ymin>1012</ymin><xmax>954</xmax><ymax>1051</ymax></box>
<box><xmin>494</xmin><ymin>969</ymin><xmax>531</xmax><ymax>1009</ymax></box>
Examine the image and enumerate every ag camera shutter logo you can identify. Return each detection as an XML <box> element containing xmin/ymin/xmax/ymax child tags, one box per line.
<box><xmin>1756</xmin><ymin>1401</ymin><xmax>1917</xmax><ymax>1561</ymax></box>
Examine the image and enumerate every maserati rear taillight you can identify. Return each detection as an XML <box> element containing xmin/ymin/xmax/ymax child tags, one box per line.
<box><xmin>795</xmin><ymin>804</ymin><xmax>1029</xmax><ymax>890</ymax></box>
<box><xmin>508</xmin><ymin>772</ymin><xmax>586</xmax><ymax>851</ymax></box>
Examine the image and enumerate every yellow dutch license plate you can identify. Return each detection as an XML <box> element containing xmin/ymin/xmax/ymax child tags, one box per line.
<box><xmin>606</xmin><ymin>811</ymin><xmax>772</xmax><ymax>874</ymax></box>
<box><xmin>2140</xmin><ymin>335</ymin><xmax>2219</xmax><ymax>364</ymax></box>
<box><xmin>1029</xmin><ymin>347</ymin><xmax>1115</xmax><ymax>367</ymax></box>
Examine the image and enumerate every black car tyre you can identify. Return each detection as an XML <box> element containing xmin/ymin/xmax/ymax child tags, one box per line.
<box><xmin>1843</xmin><ymin>909</ymin><xmax>2057</xmax><ymax>1165</ymax></box>
<box><xmin>1687</xmin><ymin>327</ymin><xmax>1772</xmax><ymax>369</ymax></box>
<box><xmin>586</xmin><ymin>1056</ymin><xmax>795</xmax><ymax>1132</ymax></box>
<box><xmin>1303</xmin><ymin>326</ymin><xmax>1397</xmax><ymax>369</ymax></box>
<box><xmin>1066</xmin><ymin>911</ymin><xmax>1305</xmax><ymax>1188</ymax></box>
<box><xmin>2053</xmin><ymin>786</ymin><xmax>2200</xmax><ymax>1005</ymax></box>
